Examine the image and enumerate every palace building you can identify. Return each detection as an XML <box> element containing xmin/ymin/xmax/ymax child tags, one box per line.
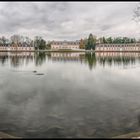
<box><xmin>51</xmin><ymin>40</ymin><xmax>80</xmax><ymax>50</ymax></box>
<box><xmin>0</xmin><ymin>43</ymin><xmax>34</xmax><ymax>51</ymax></box>
<box><xmin>95</xmin><ymin>43</ymin><xmax>140</xmax><ymax>52</ymax></box>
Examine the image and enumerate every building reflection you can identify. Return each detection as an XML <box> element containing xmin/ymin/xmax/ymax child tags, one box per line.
<box><xmin>0</xmin><ymin>52</ymin><xmax>34</xmax><ymax>67</ymax></box>
<box><xmin>49</xmin><ymin>52</ymin><xmax>96</xmax><ymax>70</ymax></box>
<box><xmin>49</xmin><ymin>52</ymin><xmax>140</xmax><ymax>69</ymax></box>
<box><xmin>0</xmin><ymin>52</ymin><xmax>139</xmax><ymax>69</ymax></box>
<box><xmin>50</xmin><ymin>52</ymin><xmax>85</xmax><ymax>63</ymax></box>
<box><xmin>95</xmin><ymin>52</ymin><xmax>140</xmax><ymax>68</ymax></box>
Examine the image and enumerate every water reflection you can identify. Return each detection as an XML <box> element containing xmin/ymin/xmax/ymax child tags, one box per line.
<box><xmin>0</xmin><ymin>52</ymin><xmax>34</xmax><ymax>68</ymax></box>
<box><xmin>48</xmin><ymin>52</ymin><xmax>140</xmax><ymax>70</ymax></box>
<box><xmin>96</xmin><ymin>52</ymin><xmax>139</xmax><ymax>68</ymax></box>
<box><xmin>0</xmin><ymin>52</ymin><xmax>140</xmax><ymax>70</ymax></box>
<box><xmin>34</xmin><ymin>52</ymin><xmax>46</xmax><ymax>66</ymax></box>
<box><xmin>85</xmin><ymin>53</ymin><xmax>96</xmax><ymax>70</ymax></box>
<box><xmin>0</xmin><ymin>52</ymin><xmax>140</xmax><ymax>138</ymax></box>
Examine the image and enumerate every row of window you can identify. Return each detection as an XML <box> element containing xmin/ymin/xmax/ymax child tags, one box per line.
<box><xmin>96</xmin><ymin>53</ymin><xmax>139</xmax><ymax>56</ymax></box>
<box><xmin>52</xmin><ymin>46</ymin><xmax>79</xmax><ymax>49</ymax></box>
<box><xmin>0</xmin><ymin>47</ymin><xmax>34</xmax><ymax>50</ymax></box>
<box><xmin>96</xmin><ymin>47</ymin><xmax>140</xmax><ymax>50</ymax></box>
<box><xmin>0</xmin><ymin>45</ymin><xmax>33</xmax><ymax>47</ymax></box>
<box><xmin>99</xmin><ymin>44</ymin><xmax>140</xmax><ymax>47</ymax></box>
<box><xmin>52</xmin><ymin>54</ymin><xmax>79</xmax><ymax>57</ymax></box>
<box><xmin>52</xmin><ymin>42</ymin><xmax>79</xmax><ymax>45</ymax></box>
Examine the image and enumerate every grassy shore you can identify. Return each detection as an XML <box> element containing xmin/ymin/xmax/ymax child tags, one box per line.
<box><xmin>112</xmin><ymin>131</ymin><xmax>140</xmax><ymax>138</ymax></box>
<box><xmin>2</xmin><ymin>49</ymin><xmax>140</xmax><ymax>53</ymax></box>
<box><xmin>0</xmin><ymin>131</ymin><xmax>21</xmax><ymax>139</ymax></box>
<box><xmin>35</xmin><ymin>49</ymin><xmax>94</xmax><ymax>53</ymax></box>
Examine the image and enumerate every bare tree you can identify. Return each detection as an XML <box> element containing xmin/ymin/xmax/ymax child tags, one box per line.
<box><xmin>10</xmin><ymin>35</ymin><xmax>21</xmax><ymax>44</ymax></box>
<box><xmin>133</xmin><ymin>2</ymin><xmax>140</xmax><ymax>23</ymax></box>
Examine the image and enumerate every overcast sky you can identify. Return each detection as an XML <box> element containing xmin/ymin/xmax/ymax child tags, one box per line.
<box><xmin>0</xmin><ymin>2</ymin><xmax>139</xmax><ymax>41</ymax></box>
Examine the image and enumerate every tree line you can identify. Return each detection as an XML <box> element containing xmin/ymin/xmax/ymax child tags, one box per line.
<box><xmin>79</xmin><ymin>34</ymin><xmax>139</xmax><ymax>50</ymax></box>
<box><xmin>0</xmin><ymin>34</ymin><xmax>139</xmax><ymax>51</ymax></box>
<box><xmin>99</xmin><ymin>37</ymin><xmax>137</xmax><ymax>44</ymax></box>
<box><xmin>0</xmin><ymin>35</ymin><xmax>50</xmax><ymax>50</ymax></box>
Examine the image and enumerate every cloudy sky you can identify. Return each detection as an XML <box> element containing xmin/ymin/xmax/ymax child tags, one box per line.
<box><xmin>0</xmin><ymin>2</ymin><xmax>139</xmax><ymax>41</ymax></box>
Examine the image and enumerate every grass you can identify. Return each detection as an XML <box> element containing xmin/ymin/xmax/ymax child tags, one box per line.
<box><xmin>112</xmin><ymin>131</ymin><xmax>140</xmax><ymax>138</ymax></box>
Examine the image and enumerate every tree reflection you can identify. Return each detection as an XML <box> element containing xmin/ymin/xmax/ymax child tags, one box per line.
<box><xmin>0</xmin><ymin>55</ymin><xmax>8</xmax><ymax>66</ymax></box>
<box><xmin>34</xmin><ymin>52</ymin><xmax>46</xmax><ymax>66</ymax></box>
<box><xmin>46</xmin><ymin>53</ymin><xmax>52</xmax><ymax>61</ymax></box>
<box><xmin>10</xmin><ymin>55</ymin><xmax>20</xmax><ymax>67</ymax></box>
<box><xmin>85</xmin><ymin>53</ymin><xmax>96</xmax><ymax>70</ymax></box>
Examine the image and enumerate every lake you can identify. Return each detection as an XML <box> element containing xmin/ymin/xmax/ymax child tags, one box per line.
<box><xmin>0</xmin><ymin>51</ymin><xmax>140</xmax><ymax>138</ymax></box>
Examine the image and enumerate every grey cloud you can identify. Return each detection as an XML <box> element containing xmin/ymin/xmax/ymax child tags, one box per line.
<box><xmin>0</xmin><ymin>2</ymin><xmax>138</xmax><ymax>40</ymax></box>
<box><xmin>100</xmin><ymin>25</ymin><xmax>112</xmax><ymax>31</ymax></box>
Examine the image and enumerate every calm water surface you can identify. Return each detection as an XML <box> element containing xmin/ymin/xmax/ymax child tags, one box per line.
<box><xmin>0</xmin><ymin>51</ymin><xmax>140</xmax><ymax>138</ymax></box>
